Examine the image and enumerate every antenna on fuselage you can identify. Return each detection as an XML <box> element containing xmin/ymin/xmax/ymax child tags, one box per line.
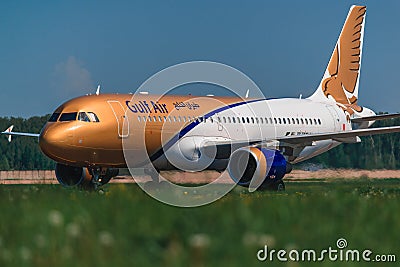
<box><xmin>245</xmin><ymin>89</ymin><xmax>249</xmax><ymax>99</ymax></box>
<box><xmin>96</xmin><ymin>85</ymin><xmax>100</xmax><ymax>95</ymax></box>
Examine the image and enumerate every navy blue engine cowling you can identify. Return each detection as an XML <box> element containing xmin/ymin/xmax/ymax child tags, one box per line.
<box><xmin>261</xmin><ymin>148</ymin><xmax>287</xmax><ymax>181</ymax></box>
<box><xmin>227</xmin><ymin>147</ymin><xmax>287</xmax><ymax>187</ymax></box>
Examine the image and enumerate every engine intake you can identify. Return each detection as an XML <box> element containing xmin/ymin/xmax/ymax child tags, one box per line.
<box><xmin>228</xmin><ymin>147</ymin><xmax>287</xmax><ymax>188</ymax></box>
<box><xmin>55</xmin><ymin>163</ymin><xmax>92</xmax><ymax>187</ymax></box>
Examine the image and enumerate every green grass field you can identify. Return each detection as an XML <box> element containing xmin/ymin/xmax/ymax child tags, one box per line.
<box><xmin>0</xmin><ymin>179</ymin><xmax>399</xmax><ymax>267</ymax></box>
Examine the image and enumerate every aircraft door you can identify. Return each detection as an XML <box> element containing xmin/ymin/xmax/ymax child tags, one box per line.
<box><xmin>326</xmin><ymin>105</ymin><xmax>340</xmax><ymax>131</ymax></box>
<box><xmin>108</xmin><ymin>100</ymin><xmax>129</xmax><ymax>138</ymax></box>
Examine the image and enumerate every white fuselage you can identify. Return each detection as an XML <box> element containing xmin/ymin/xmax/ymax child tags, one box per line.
<box><xmin>154</xmin><ymin>98</ymin><xmax>351</xmax><ymax>171</ymax></box>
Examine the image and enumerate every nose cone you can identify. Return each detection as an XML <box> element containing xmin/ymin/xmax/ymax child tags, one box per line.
<box><xmin>39</xmin><ymin>123</ymin><xmax>73</xmax><ymax>161</ymax></box>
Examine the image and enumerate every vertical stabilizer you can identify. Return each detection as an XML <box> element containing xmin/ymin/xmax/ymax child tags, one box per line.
<box><xmin>308</xmin><ymin>5</ymin><xmax>366</xmax><ymax>114</ymax></box>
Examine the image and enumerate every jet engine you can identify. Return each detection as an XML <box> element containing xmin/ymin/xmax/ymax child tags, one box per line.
<box><xmin>227</xmin><ymin>147</ymin><xmax>289</xmax><ymax>190</ymax></box>
<box><xmin>55</xmin><ymin>163</ymin><xmax>92</xmax><ymax>187</ymax></box>
<box><xmin>55</xmin><ymin>163</ymin><xmax>119</xmax><ymax>188</ymax></box>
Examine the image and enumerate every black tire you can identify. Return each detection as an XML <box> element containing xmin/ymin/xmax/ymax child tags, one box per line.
<box><xmin>272</xmin><ymin>180</ymin><xmax>285</xmax><ymax>191</ymax></box>
<box><xmin>258</xmin><ymin>180</ymin><xmax>285</xmax><ymax>191</ymax></box>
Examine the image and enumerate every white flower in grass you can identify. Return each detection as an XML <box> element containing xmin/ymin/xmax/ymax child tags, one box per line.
<box><xmin>48</xmin><ymin>210</ymin><xmax>64</xmax><ymax>227</ymax></box>
<box><xmin>188</xmin><ymin>233</ymin><xmax>210</xmax><ymax>248</ymax></box>
<box><xmin>34</xmin><ymin>234</ymin><xmax>47</xmax><ymax>248</ymax></box>
<box><xmin>66</xmin><ymin>223</ymin><xmax>81</xmax><ymax>238</ymax></box>
<box><xmin>20</xmin><ymin>246</ymin><xmax>32</xmax><ymax>261</ymax></box>
<box><xmin>98</xmin><ymin>231</ymin><xmax>114</xmax><ymax>246</ymax></box>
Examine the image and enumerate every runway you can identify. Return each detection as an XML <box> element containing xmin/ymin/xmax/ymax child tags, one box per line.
<box><xmin>1</xmin><ymin>169</ymin><xmax>400</xmax><ymax>185</ymax></box>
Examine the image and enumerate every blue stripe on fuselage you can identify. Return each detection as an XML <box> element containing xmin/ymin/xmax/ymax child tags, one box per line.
<box><xmin>149</xmin><ymin>98</ymin><xmax>266</xmax><ymax>162</ymax></box>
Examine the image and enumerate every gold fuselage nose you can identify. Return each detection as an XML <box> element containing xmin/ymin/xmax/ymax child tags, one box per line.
<box><xmin>39</xmin><ymin>122</ymin><xmax>77</xmax><ymax>165</ymax></box>
<box><xmin>39</xmin><ymin>119</ymin><xmax>126</xmax><ymax>168</ymax></box>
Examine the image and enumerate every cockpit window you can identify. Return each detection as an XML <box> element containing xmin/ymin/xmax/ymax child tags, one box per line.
<box><xmin>48</xmin><ymin>112</ymin><xmax>60</xmax><ymax>122</ymax></box>
<box><xmin>87</xmin><ymin>112</ymin><xmax>100</xmax><ymax>122</ymax></box>
<box><xmin>78</xmin><ymin>112</ymin><xmax>90</xmax><ymax>122</ymax></box>
<box><xmin>59</xmin><ymin>112</ymin><xmax>78</xmax><ymax>122</ymax></box>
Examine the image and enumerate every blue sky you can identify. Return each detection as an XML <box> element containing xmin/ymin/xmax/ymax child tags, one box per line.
<box><xmin>0</xmin><ymin>0</ymin><xmax>399</xmax><ymax>117</ymax></box>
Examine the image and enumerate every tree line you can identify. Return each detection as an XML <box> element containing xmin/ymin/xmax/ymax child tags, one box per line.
<box><xmin>0</xmin><ymin>114</ymin><xmax>398</xmax><ymax>170</ymax></box>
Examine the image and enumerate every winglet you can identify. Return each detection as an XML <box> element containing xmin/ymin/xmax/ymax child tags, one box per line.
<box><xmin>4</xmin><ymin>125</ymin><xmax>14</xmax><ymax>142</ymax></box>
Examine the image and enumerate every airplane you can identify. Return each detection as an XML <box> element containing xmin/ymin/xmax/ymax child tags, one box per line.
<box><xmin>2</xmin><ymin>5</ymin><xmax>400</xmax><ymax>191</ymax></box>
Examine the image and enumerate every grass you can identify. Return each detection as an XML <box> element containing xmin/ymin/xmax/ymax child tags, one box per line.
<box><xmin>0</xmin><ymin>179</ymin><xmax>399</xmax><ymax>267</ymax></box>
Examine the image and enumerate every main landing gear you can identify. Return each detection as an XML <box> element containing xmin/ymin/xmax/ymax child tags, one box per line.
<box><xmin>258</xmin><ymin>180</ymin><xmax>286</xmax><ymax>191</ymax></box>
<box><xmin>143</xmin><ymin>168</ymin><xmax>169</xmax><ymax>191</ymax></box>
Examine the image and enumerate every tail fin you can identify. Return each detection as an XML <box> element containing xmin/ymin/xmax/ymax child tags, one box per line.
<box><xmin>4</xmin><ymin>125</ymin><xmax>14</xmax><ymax>142</ymax></box>
<box><xmin>308</xmin><ymin>5</ymin><xmax>366</xmax><ymax>112</ymax></box>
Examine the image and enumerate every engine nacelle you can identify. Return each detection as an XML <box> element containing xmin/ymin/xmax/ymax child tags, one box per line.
<box><xmin>227</xmin><ymin>147</ymin><xmax>287</xmax><ymax>188</ymax></box>
<box><xmin>55</xmin><ymin>163</ymin><xmax>92</xmax><ymax>187</ymax></box>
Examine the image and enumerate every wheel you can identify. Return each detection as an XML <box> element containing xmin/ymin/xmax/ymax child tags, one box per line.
<box><xmin>260</xmin><ymin>180</ymin><xmax>285</xmax><ymax>191</ymax></box>
<box><xmin>272</xmin><ymin>180</ymin><xmax>285</xmax><ymax>191</ymax></box>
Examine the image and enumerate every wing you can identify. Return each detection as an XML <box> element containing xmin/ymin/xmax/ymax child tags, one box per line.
<box><xmin>1</xmin><ymin>125</ymin><xmax>40</xmax><ymax>142</ymax></box>
<box><xmin>276</xmin><ymin>126</ymin><xmax>400</xmax><ymax>145</ymax></box>
<box><xmin>203</xmin><ymin>126</ymin><xmax>400</xmax><ymax>159</ymax></box>
<box><xmin>351</xmin><ymin>113</ymin><xmax>400</xmax><ymax>123</ymax></box>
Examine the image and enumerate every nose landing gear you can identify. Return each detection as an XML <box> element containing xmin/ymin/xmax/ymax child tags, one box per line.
<box><xmin>88</xmin><ymin>167</ymin><xmax>119</xmax><ymax>190</ymax></box>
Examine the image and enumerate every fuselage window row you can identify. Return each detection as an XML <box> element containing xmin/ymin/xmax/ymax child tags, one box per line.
<box><xmin>135</xmin><ymin>115</ymin><xmax>323</xmax><ymax>126</ymax></box>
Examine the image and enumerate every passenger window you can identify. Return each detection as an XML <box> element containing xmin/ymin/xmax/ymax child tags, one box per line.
<box><xmin>223</xmin><ymin>117</ymin><xmax>226</xmax><ymax>123</ymax></box>
<box><xmin>251</xmin><ymin>117</ymin><xmax>254</xmax><ymax>124</ymax></box>
<box><xmin>87</xmin><ymin>112</ymin><xmax>100</xmax><ymax>122</ymax></box>
<box><xmin>228</xmin><ymin>117</ymin><xmax>231</xmax><ymax>123</ymax></box>
<box><xmin>256</xmin><ymin>117</ymin><xmax>259</xmax><ymax>124</ymax></box>
<box><xmin>59</xmin><ymin>112</ymin><xmax>77</xmax><ymax>122</ymax></box>
<box><xmin>210</xmin><ymin>117</ymin><xmax>214</xmax><ymax>123</ymax></box>
<box><xmin>232</xmin><ymin>117</ymin><xmax>236</xmax><ymax>123</ymax></box>
<box><xmin>48</xmin><ymin>112</ymin><xmax>60</xmax><ymax>122</ymax></box>
<box><xmin>246</xmin><ymin>117</ymin><xmax>250</xmax><ymax>123</ymax></box>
